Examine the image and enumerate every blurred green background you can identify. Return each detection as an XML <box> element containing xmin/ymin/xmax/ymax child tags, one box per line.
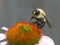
<box><xmin>0</xmin><ymin>0</ymin><xmax>60</xmax><ymax>45</ymax></box>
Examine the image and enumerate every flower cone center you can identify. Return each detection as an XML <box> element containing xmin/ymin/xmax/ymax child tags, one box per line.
<box><xmin>18</xmin><ymin>24</ymin><xmax>31</xmax><ymax>33</ymax></box>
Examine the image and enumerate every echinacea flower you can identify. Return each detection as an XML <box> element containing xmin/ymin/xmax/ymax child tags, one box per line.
<box><xmin>0</xmin><ymin>22</ymin><xmax>55</xmax><ymax>45</ymax></box>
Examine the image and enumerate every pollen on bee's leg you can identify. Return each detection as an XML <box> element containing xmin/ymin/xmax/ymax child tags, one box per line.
<box><xmin>1</xmin><ymin>26</ymin><xmax>8</xmax><ymax>31</ymax></box>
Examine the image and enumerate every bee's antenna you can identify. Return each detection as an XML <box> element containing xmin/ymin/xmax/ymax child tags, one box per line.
<box><xmin>32</xmin><ymin>4</ymin><xmax>36</xmax><ymax>10</ymax></box>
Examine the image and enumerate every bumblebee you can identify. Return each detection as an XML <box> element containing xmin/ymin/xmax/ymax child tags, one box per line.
<box><xmin>30</xmin><ymin>8</ymin><xmax>51</xmax><ymax>28</ymax></box>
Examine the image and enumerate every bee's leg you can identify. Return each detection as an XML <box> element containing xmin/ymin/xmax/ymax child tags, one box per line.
<box><xmin>40</xmin><ymin>22</ymin><xmax>45</xmax><ymax>28</ymax></box>
<box><xmin>37</xmin><ymin>21</ymin><xmax>45</xmax><ymax>28</ymax></box>
<box><xmin>31</xmin><ymin>21</ymin><xmax>37</xmax><ymax>24</ymax></box>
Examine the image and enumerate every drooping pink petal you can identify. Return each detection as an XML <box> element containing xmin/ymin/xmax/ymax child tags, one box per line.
<box><xmin>36</xmin><ymin>35</ymin><xmax>55</xmax><ymax>45</ymax></box>
<box><xmin>1</xmin><ymin>26</ymin><xmax>8</xmax><ymax>31</ymax></box>
<box><xmin>0</xmin><ymin>33</ymin><xmax>6</xmax><ymax>41</ymax></box>
<box><xmin>0</xmin><ymin>41</ymin><xmax>7</xmax><ymax>45</ymax></box>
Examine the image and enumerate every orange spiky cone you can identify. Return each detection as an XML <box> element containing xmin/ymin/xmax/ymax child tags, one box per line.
<box><xmin>5</xmin><ymin>22</ymin><xmax>42</xmax><ymax>45</ymax></box>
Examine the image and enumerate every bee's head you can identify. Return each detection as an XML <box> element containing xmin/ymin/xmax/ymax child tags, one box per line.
<box><xmin>32</xmin><ymin>9</ymin><xmax>40</xmax><ymax>16</ymax></box>
<box><xmin>32</xmin><ymin>8</ymin><xmax>46</xmax><ymax>16</ymax></box>
<box><xmin>30</xmin><ymin>8</ymin><xmax>46</xmax><ymax>22</ymax></box>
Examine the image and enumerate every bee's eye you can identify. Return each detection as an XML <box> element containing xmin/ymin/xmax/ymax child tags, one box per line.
<box><xmin>32</xmin><ymin>10</ymin><xmax>40</xmax><ymax>16</ymax></box>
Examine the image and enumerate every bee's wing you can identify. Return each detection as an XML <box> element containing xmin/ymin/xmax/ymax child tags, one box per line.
<box><xmin>45</xmin><ymin>17</ymin><xmax>52</xmax><ymax>28</ymax></box>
